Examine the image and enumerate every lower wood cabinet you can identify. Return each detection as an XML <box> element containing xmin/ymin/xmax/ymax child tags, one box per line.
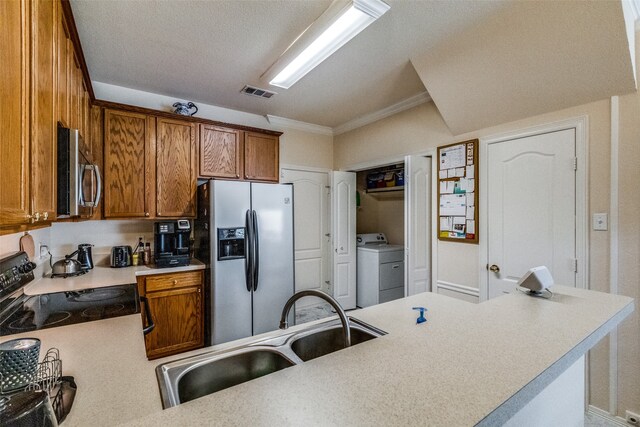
<box><xmin>137</xmin><ymin>270</ymin><xmax>204</xmax><ymax>360</ymax></box>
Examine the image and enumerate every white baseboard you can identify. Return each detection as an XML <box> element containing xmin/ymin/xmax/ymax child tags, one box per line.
<box><xmin>588</xmin><ymin>405</ymin><xmax>629</xmax><ymax>426</ymax></box>
<box><xmin>436</xmin><ymin>280</ymin><xmax>480</xmax><ymax>303</ymax></box>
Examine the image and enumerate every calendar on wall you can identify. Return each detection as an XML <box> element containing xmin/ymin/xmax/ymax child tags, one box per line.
<box><xmin>437</xmin><ymin>139</ymin><xmax>479</xmax><ymax>244</ymax></box>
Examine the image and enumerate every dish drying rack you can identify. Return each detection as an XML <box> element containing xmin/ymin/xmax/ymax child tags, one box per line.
<box><xmin>0</xmin><ymin>348</ymin><xmax>65</xmax><ymax>418</ymax></box>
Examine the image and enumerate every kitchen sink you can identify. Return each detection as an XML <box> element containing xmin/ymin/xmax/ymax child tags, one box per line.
<box><xmin>156</xmin><ymin>317</ymin><xmax>386</xmax><ymax>408</ymax></box>
<box><xmin>290</xmin><ymin>324</ymin><xmax>378</xmax><ymax>362</ymax></box>
<box><xmin>176</xmin><ymin>349</ymin><xmax>295</xmax><ymax>404</ymax></box>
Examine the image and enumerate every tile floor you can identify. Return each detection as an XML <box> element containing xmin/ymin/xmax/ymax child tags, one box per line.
<box><xmin>295</xmin><ymin>301</ymin><xmax>335</xmax><ymax>324</ymax></box>
<box><xmin>584</xmin><ymin>411</ymin><xmax>622</xmax><ymax>427</ymax></box>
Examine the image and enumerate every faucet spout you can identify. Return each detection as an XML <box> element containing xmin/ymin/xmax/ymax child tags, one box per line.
<box><xmin>279</xmin><ymin>290</ymin><xmax>351</xmax><ymax>347</ymax></box>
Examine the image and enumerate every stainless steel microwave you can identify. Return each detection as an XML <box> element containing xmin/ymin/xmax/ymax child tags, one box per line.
<box><xmin>57</xmin><ymin>125</ymin><xmax>101</xmax><ymax>218</ymax></box>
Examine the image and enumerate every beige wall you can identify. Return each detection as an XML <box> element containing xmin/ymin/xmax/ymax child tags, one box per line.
<box><xmin>279</xmin><ymin>128</ymin><xmax>333</xmax><ymax>170</ymax></box>
<box><xmin>334</xmin><ymin>82</ymin><xmax>639</xmax><ymax>416</ymax></box>
<box><xmin>617</xmin><ymin>75</ymin><xmax>640</xmax><ymax>417</ymax></box>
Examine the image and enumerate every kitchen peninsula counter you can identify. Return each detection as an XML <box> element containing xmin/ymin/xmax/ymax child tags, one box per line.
<box><xmin>5</xmin><ymin>286</ymin><xmax>634</xmax><ymax>426</ymax></box>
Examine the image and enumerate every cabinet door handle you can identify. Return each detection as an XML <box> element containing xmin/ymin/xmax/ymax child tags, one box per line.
<box><xmin>173</xmin><ymin>280</ymin><xmax>178</xmax><ymax>285</ymax></box>
<box><xmin>140</xmin><ymin>296</ymin><xmax>155</xmax><ymax>335</ymax></box>
<box><xmin>42</xmin><ymin>211</ymin><xmax>49</xmax><ymax>220</ymax></box>
<box><xmin>145</xmin><ymin>212</ymin><xmax>150</xmax><ymax>217</ymax></box>
<box><xmin>392</xmin><ymin>264</ymin><xmax>400</xmax><ymax>269</ymax></box>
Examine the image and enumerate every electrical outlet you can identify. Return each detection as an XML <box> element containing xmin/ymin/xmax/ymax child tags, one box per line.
<box><xmin>39</xmin><ymin>244</ymin><xmax>49</xmax><ymax>258</ymax></box>
<box><xmin>592</xmin><ymin>213</ymin><xmax>608</xmax><ymax>231</ymax></box>
<box><xmin>626</xmin><ymin>410</ymin><xmax>640</xmax><ymax>426</ymax></box>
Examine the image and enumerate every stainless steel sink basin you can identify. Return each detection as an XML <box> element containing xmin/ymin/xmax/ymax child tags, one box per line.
<box><xmin>176</xmin><ymin>349</ymin><xmax>295</xmax><ymax>404</ymax></box>
<box><xmin>290</xmin><ymin>324</ymin><xmax>378</xmax><ymax>362</ymax></box>
<box><xmin>156</xmin><ymin>317</ymin><xmax>386</xmax><ymax>408</ymax></box>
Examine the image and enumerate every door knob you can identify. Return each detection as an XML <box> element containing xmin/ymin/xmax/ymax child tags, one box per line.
<box><xmin>489</xmin><ymin>264</ymin><xmax>500</xmax><ymax>273</ymax></box>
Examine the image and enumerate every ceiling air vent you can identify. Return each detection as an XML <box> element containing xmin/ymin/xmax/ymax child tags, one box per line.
<box><xmin>241</xmin><ymin>85</ymin><xmax>277</xmax><ymax>99</ymax></box>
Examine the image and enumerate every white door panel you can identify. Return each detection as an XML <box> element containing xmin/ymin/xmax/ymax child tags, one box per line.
<box><xmin>281</xmin><ymin>169</ymin><xmax>330</xmax><ymax>309</ymax></box>
<box><xmin>405</xmin><ymin>155</ymin><xmax>432</xmax><ymax>296</ymax></box>
<box><xmin>487</xmin><ymin>129</ymin><xmax>576</xmax><ymax>298</ymax></box>
<box><xmin>331</xmin><ymin>171</ymin><xmax>357</xmax><ymax>309</ymax></box>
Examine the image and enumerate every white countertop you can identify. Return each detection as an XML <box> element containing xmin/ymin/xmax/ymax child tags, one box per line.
<box><xmin>25</xmin><ymin>259</ymin><xmax>205</xmax><ymax>295</ymax></box>
<box><xmin>3</xmin><ymin>285</ymin><xmax>633</xmax><ymax>426</ymax></box>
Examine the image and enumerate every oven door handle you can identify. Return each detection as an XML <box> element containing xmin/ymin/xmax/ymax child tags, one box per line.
<box><xmin>140</xmin><ymin>296</ymin><xmax>155</xmax><ymax>335</ymax></box>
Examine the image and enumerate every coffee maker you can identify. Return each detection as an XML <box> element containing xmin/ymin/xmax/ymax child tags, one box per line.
<box><xmin>154</xmin><ymin>220</ymin><xmax>191</xmax><ymax>268</ymax></box>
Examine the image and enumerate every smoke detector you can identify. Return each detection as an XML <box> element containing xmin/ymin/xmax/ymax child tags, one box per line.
<box><xmin>241</xmin><ymin>85</ymin><xmax>277</xmax><ymax>99</ymax></box>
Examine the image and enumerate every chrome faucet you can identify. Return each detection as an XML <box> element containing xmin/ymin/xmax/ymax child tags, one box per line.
<box><xmin>279</xmin><ymin>289</ymin><xmax>351</xmax><ymax>347</ymax></box>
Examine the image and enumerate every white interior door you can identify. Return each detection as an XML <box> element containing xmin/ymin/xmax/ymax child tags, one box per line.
<box><xmin>331</xmin><ymin>171</ymin><xmax>357</xmax><ymax>309</ymax></box>
<box><xmin>404</xmin><ymin>155</ymin><xmax>432</xmax><ymax>296</ymax></box>
<box><xmin>281</xmin><ymin>169</ymin><xmax>330</xmax><ymax>309</ymax></box>
<box><xmin>487</xmin><ymin>129</ymin><xmax>576</xmax><ymax>298</ymax></box>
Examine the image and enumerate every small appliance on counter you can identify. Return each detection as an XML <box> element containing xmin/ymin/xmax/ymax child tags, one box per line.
<box><xmin>154</xmin><ymin>220</ymin><xmax>191</xmax><ymax>268</ymax></box>
<box><xmin>110</xmin><ymin>246</ymin><xmax>132</xmax><ymax>268</ymax></box>
<box><xmin>76</xmin><ymin>243</ymin><xmax>94</xmax><ymax>270</ymax></box>
<box><xmin>50</xmin><ymin>244</ymin><xmax>95</xmax><ymax>278</ymax></box>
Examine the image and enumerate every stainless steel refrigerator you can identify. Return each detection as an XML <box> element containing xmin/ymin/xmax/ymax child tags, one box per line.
<box><xmin>195</xmin><ymin>180</ymin><xmax>294</xmax><ymax>345</ymax></box>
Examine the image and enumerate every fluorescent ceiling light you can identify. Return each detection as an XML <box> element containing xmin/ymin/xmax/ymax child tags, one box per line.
<box><xmin>265</xmin><ymin>0</ymin><xmax>390</xmax><ymax>89</ymax></box>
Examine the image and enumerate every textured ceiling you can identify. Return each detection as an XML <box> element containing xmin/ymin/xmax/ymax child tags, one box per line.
<box><xmin>71</xmin><ymin>1</ymin><xmax>635</xmax><ymax>132</ymax></box>
<box><xmin>70</xmin><ymin>0</ymin><xmax>506</xmax><ymax>128</ymax></box>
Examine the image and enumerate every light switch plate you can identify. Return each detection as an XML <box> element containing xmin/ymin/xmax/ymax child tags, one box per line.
<box><xmin>592</xmin><ymin>213</ymin><xmax>608</xmax><ymax>231</ymax></box>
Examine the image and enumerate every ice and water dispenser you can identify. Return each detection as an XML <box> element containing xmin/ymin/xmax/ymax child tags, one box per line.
<box><xmin>217</xmin><ymin>228</ymin><xmax>245</xmax><ymax>260</ymax></box>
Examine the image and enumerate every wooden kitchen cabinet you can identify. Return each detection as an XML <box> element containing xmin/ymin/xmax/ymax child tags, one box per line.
<box><xmin>0</xmin><ymin>0</ymin><xmax>32</xmax><ymax>228</ymax></box>
<box><xmin>1</xmin><ymin>0</ymin><xmax>60</xmax><ymax>231</ymax></box>
<box><xmin>199</xmin><ymin>125</ymin><xmax>243</xmax><ymax>179</ymax></box>
<box><xmin>89</xmin><ymin>105</ymin><xmax>104</xmax><ymax>220</ymax></box>
<box><xmin>137</xmin><ymin>271</ymin><xmax>204</xmax><ymax>360</ymax></box>
<box><xmin>156</xmin><ymin>118</ymin><xmax>198</xmax><ymax>217</ymax></box>
<box><xmin>30</xmin><ymin>0</ymin><xmax>58</xmax><ymax>223</ymax></box>
<box><xmin>243</xmin><ymin>132</ymin><xmax>279</xmax><ymax>182</ymax></box>
<box><xmin>103</xmin><ymin>110</ymin><xmax>198</xmax><ymax>219</ymax></box>
<box><xmin>199</xmin><ymin>127</ymin><xmax>279</xmax><ymax>183</ymax></box>
<box><xmin>103</xmin><ymin>109</ymin><xmax>155</xmax><ymax>218</ymax></box>
<box><xmin>56</xmin><ymin>4</ymin><xmax>69</xmax><ymax>127</ymax></box>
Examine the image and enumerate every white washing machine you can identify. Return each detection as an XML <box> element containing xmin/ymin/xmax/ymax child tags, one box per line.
<box><xmin>356</xmin><ymin>233</ymin><xmax>405</xmax><ymax>308</ymax></box>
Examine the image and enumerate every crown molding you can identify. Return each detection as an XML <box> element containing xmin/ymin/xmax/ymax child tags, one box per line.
<box><xmin>333</xmin><ymin>91</ymin><xmax>431</xmax><ymax>135</ymax></box>
<box><xmin>267</xmin><ymin>91</ymin><xmax>431</xmax><ymax>137</ymax></box>
<box><xmin>265</xmin><ymin>115</ymin><xmax>334</xmax><ymax>136</ymax></box>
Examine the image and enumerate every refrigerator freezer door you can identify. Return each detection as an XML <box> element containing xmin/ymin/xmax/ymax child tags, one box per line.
<box><xmin>211</xmin><ymin>180</ymin><xmax>252</xmax><ymax>344</ymax></box>
<box><xmin>251</xmin><ymin>183</ymin><xmax>295</xmax><ymax>335</ymax></box>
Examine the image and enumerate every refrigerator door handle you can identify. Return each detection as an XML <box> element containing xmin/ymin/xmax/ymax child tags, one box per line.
<box><xmin>252</xmin><ymin>210</ymin><xmax>260</xmax><ymax>291</ymax></box>
<box><xmin>245</xmin><ymin>209</ymin><xmax>253</xmax><ymax>292</ymax></box>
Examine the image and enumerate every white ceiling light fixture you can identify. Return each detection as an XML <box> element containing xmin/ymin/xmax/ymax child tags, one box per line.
<box><xmin>262</xmin><ymin>0</ymin><xmax>390</xmax><ymax>89</ymax></box>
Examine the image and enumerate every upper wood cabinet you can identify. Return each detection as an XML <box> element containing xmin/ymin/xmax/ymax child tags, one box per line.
<box><xmin>89</xmin><ymin>105</ymin><xmax>104</xmax><ymax>220</ymax></box>
<box><xmin>30</xmin><ymin>0</ymin><xmax>57</xmax><ymax>223</ymax></box>
<box><xmin>156</xmin><ymin>118</ymin><xmax>197</xmax><ymax>217</ymax></box>
<box><xmin>0</xmin><ymin>0</ymin><xmax>31</xmax><ymax>228</ymax></box>
<box><xmin>199</xmin><ymin>127</ymin><xmax>279</xmax><ymax>183</ymax></box>
<box><xmin>199</xmin><ymin>125</ymin><xmax>242</xmax><ymax>179</ymax></box>
<box><xmin>103</xmin><ymin>109</ymin><xmax>155</xmax><ymax>218</ymax></box>
<box><xmin>56</xmin><ymin>4</ymin><xmax>69</xmax><ymax>127</ymax></box>
<box><xmin>244</xmin><ymin>132</ymin><xmax>279</xmax><ymax>182</ymax></box>
<box><xmin>103</xmin><ymin>110</ymin><xmax>198</xmax><ymax>219</ymax></box>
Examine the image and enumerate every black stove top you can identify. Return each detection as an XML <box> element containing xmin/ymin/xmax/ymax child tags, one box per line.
<box><xmin>0</xmin><ymin>252</ymin><xmax>139</xmax><ymax>337</ymax></box>
<box><xmin>0</xmin><ymin>284</ymin><xmax>139</xmax><ymax>336</ymax></box>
